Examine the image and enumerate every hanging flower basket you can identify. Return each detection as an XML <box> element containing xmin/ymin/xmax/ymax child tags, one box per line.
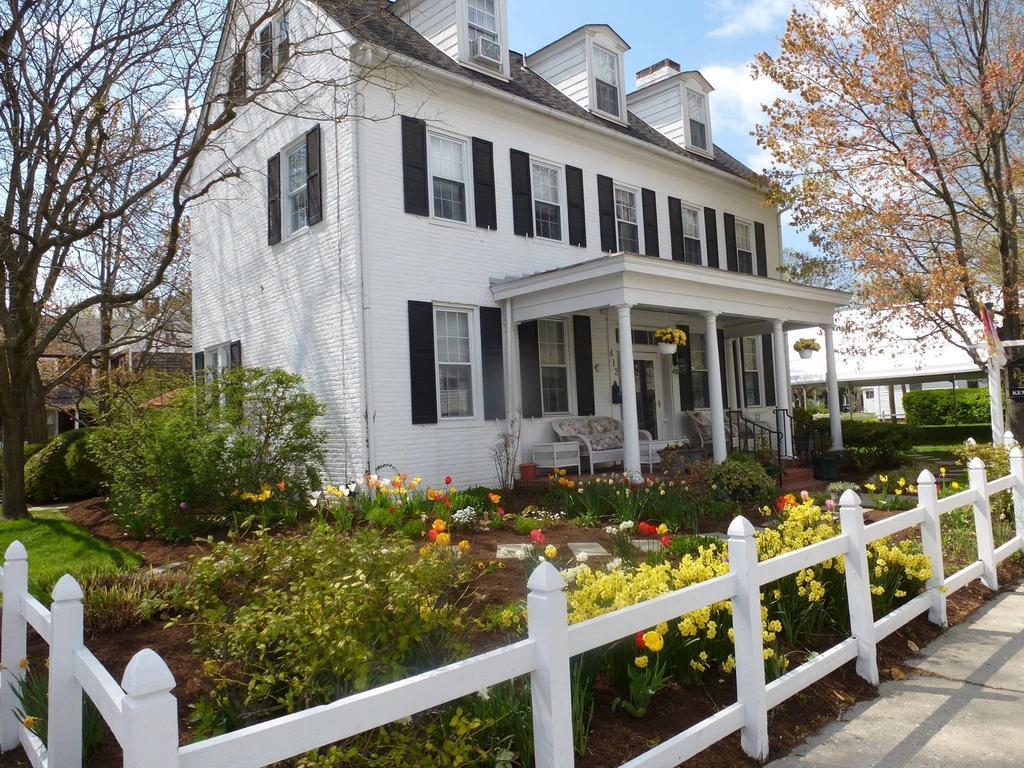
<box><xmin>794</xmin><ymin>338</ymin><xmax>821</xmax><ymax>359</ymax></box>
<box><xmin>654</xmin><ymin>327</ymin><xmax>687</xmax><ymax>355</ymax></box>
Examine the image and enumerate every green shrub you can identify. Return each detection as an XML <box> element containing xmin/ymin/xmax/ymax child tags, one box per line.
<box><xmin>706</xmin><ymin>457</ymin><xmax>776</xmax><ymax>503</ymax></box>
<box><xmin>24</xmin><ymin>429</ymin><xmax>104</xmax><ymax>503</ymax></box>
<box><xmin>914</xmin><ymin>423</ymin><xmax>993</xmax><ymax>445</ymax></box>
<box><xmin>169</xmin><ymin>528</ymin><xmax>473</xmax><ymax>735</ymax></box>
<box><xmin>92</xmin><ymin>367</ymin><xmax>325</xmax><ymax>541</ymax></box>
<box><xmin>903</xmin><ymin>389</ymin><xmax>990</xmax><ymax>426</ymax></box>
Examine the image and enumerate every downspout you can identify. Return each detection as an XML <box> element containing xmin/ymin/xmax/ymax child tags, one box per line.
<box><xmin>350</xmin><ymin>54</ymin><xmax>377</xmax><ymax>477</ymax></box>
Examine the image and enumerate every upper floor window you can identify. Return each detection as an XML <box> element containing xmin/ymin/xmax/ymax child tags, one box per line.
<box><xmin>285</xmin><ymin>141</ymin><xmax>308</xmax><ymax>234</ymax></box>
<box><xmin>435</xmin><ymin>308</ymin><xmax>475</xmax><ymax>418</ymax></box>
<box><xmin>429</xmin><ymin>133</ymin><xmax>469</xmax><ymax>223</ymax></box>
<box><xmin>467</xmin><ymin>0</ymin><xmax>502</xmax><ymax>68</ymax></box>
<box><xmin>258</xmin><ymin>13</ymin><xmax>290</xmax><ymax>87</ymax></box>
<box><xmin>687</xmin><ymin>89</ymin><xmax>709</xmax><ymax>151</ymax></box>
<box><xmin>593</xmin><ymin>45</ymin><xmax>621</xmax><ymax>117</ymax></box>
<box><xmin>539</xmin><ymin>319</ymin><xmax>570</xmax><ymax>414</ymax></box>
<box><xmin>741</xmin><ymin>337</ymin><xmax>762</xmax><ymax>407</ymax></box>
<box><xmin>532</xmin><ymin>162</ymin><xmax>563</xmax><ymax>241</ymax></box>
<box><xmin>735</xmin><ymin>220</ymin><xmax>754</xmax><ymax>274</ymax></box>
<box><xmin>682</xmin><ymin>204</ymin><xmax>702</xmax><ymax>264</ymax></box>
<box><xmin>614</xmin><ymin>185</ymin><xmax>640</xmax><ymax>252</ymax></box>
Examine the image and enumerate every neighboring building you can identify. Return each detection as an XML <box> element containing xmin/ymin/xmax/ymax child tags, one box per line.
<box><xmin>788</xmin><ymin>312</ymin><xmax>984</xmax><ymax>420</ymax></box>
<box><xmin>189</xmin><ymin>0</ymin><xmax>850</xmax><ymax>486</ymax></box>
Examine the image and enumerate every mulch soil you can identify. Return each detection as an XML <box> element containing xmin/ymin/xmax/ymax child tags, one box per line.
<box><xmin>3</xmin><ymin>499</ymin><xmax>1022</xmax><ymax>767</ymax></box>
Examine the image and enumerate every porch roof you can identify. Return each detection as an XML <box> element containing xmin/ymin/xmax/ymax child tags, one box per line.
<box><xmin>490</xmin><ymin>254</ymin><xmax>851</xmax><ymax>327</ymax></box>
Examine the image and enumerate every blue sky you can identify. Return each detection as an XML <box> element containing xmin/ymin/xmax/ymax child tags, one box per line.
<box><xmin>507</xmin><ymin>0</ymin><xmax>810</xmax><ymax>251</ymax></box>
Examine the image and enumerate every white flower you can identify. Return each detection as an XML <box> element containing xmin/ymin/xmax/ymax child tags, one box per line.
<box><xmin>476</xmin><ymin>687</ymin><xmax>490</xmax><ymax>701</ymax></box>
<box><xmin>619</xmin><ymin>520</ymin><xmax>634</xmax><ymax>531</ymax></box>
<box><xmin>966</xmin><ymin>437</ymin><xmax>977</xmax><ymax>447</ymax></box>
<box><xmin>516</xmin><ymin>549</ymin><xmax>527</xmax><ymax>560</ymax></box>
<box><xmin>577</xmin><ymin>551</ymin><xmax>589</xmax><ymax>563</ymax></box>
<box><xmin>604</xmin><ymin>525</ymin><xmax>618</xmax><ymax>535</ymax></box>
<box><xmin>606</xmin><ymin>557</ymin><xmax>623</xmax><ymax>571</ymax></box>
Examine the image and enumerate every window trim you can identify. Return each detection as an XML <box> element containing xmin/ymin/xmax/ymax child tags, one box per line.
<box><xmin>589</xmin><ymin>40</ymin><xmax>625</xmax><ymax>122</ymax></box>
<box><xmin>283</xmin><ymin>137</ymin><xmax>309</xmax><ymax>238</ymax></box>
<box><xmin>734</xmin><ymin>217</ymin><xmax>755</xmax><ymax>275</ymax></box>
<box><xmin>613</xmin><ymin>183</ymin><xmax>643</xmax><ymax>253</ymax></box>
<box><xmin>530</xmin><ymin>159</ymin><xmax>566</xmax><ymax>243</ymax></box>
<box><xmin>740</xmin><ymin>335</ymin><xmax>764</xmax><ymax>408</ymax></box>
<box><xmin>426</xmin><ymin>130</ymin><xmax>475</xmax><ymax>226</ymax></box>
<box><xmin>457</xmin><ymin>0</ymin><xmax>509</xmax><ymax>78</ymax></box>
<box><xmin>537</xmin><ymin>317</ymin><xmax>575</xmax><ymax>416</ymax></box>
<box><xmin>684</xmin><ymin>87</ymin><xmax>713</xmax><ymax>156</ymax></box>
<box><xmin>433</xmin><ymin>305</ymin><xmax>480</xmax><ymax>421</ymax></box>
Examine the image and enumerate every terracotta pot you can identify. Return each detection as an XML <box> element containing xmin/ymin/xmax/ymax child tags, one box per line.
<box><xmin>519</xmin><ymin>463</ymin><xmax>538</xmax><ymax>482</ymax></box>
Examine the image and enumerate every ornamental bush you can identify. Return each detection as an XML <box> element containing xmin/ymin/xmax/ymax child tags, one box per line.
<box><xmin>92</xmin><ymin>367</ymin><xmax>325</xmax><ymax>540</ymax></box>
<box><xmin>169</xmin><ymin>528</ymin><xmax>474</xmax><ymax>735</ymax></box>
<box><xmin>705</xmin><ymin>456</ymin><xmax>776</xmax><ymax>503</ymax></box>
<box><xmin>24</xmin><ymin>429</ymin><xmax>105</xmax><ymax>503</ymax></box>
<box><xmin>903</xmin><ymin>388</ymin><xmax>990</xmax><ymax>426</ymax></box>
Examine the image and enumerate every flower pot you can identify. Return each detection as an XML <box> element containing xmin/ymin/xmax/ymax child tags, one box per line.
<box><xmin>658</xmin><ymin>342</ymin><xmax>678</xmax><ymax>355</ymax></box>
<box><xmin>798</xmin><ymin>349</ymin><xmax>814</xmax><ymax>359</ymax></box>
<box><xmin>519</xmin><ymin>463</ymin><xmax>537</xmax><ymax>482</ymax></box>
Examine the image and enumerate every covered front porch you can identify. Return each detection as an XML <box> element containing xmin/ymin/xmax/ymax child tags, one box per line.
<box><xmin>491</xmin><ymin>254</ymin><xmax>851</xmax><ymax>477</ymax></box>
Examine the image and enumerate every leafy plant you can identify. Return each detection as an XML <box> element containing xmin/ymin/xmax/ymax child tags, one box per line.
<box><xmin>24</xmin><ymin>429</ymin><xmax>105</xmax><ymax>503</ymax></box>
<box><xmin>705</xmin><ymin>457</ymin><xmax>776</xmax><ymax>503</ymax></box>
<box><xmin>13</xmin><ymin>664</ymin><xmax>104</xmax><ymax>757</ymax></box>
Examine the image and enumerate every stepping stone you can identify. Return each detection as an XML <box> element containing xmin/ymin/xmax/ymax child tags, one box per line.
<box><xmin>631</xmin><ymin>539</ymin><xmax>662</xmax><ymax>553</ymax></box>
<box><xmin>496</xmin><ymin>543</ymin><xmax>533</xmax><ymax>559</ymax></box>
<box><xmin>568</xmin><ymin>542</ymin><xmax>609</xmax><ymax>557</ymax></box>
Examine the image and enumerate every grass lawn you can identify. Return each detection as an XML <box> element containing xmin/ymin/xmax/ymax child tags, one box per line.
<box><xmin>0</xmin><ymin>508</ymin><xmax>143</xmax><ymax>599</ymax></box>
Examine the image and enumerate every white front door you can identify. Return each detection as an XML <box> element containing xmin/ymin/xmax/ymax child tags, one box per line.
<box><xmin>633</xmin><ymin>351</ymin><xmax>666</xmax><ymax>439</ymax></box>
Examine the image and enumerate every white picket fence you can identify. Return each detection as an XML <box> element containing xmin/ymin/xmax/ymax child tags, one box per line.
<box><xmin>3</xmin><ymin>439</ymin><xmax>1024</xmax><ymax>768</ymax></box>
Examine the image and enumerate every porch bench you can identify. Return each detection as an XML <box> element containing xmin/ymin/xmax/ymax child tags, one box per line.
<box><xmin>551</xmin><ymin>416</ymin><xmax>653</xmax><ymax>472</ymax></box>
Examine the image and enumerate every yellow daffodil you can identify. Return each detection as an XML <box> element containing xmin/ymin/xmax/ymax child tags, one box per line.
<box><xmin>634</xmin><ymin>655</ymin><xmax>649</xmax><ymax>669</ymax></box>
<box><xmin>657</xmin><ymin>523</ymin><xmax>668</xmax><ymax>535</ymax></box>
<box><xmin>544</xmin><ymin>544</ymin><xmax>557</xmax><ymax>559</ymax></box>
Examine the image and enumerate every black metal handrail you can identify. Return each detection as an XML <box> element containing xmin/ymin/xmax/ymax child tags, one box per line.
<box><xmin>726</xmin><ymin>409</ymin><xmax>785</xmax><ymax>486</ymax></box>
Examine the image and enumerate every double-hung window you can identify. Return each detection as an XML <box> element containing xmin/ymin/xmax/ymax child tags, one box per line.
<box><xmin>259</xmin><ymin>23</ymin><xmax>274</xmax><ymax>85</ymax></box>
<box><xmin>614</xmin><ymin>186</ymin><xmax>640</xmax><ymax>252</ymax></box>
<box><xmin>468</xmin><ymin>0</ymin><xmax>498</xmax><ymax>45</ymax></box>
<box><xmin>593</xmin><ymin>45</ymin><xmax>621</xmax><ymax>117</ymax></box>
<box><xmin>691</xmin><ymin>332</ymin><xmax>710</xmax><ymax>409</ymax></box>
<box><xmin>741</xmin><ymin>337</ymin><xmax>762</xmax><ymax>407</ymax></box>
<box><xmin>682</xmin><ymin>204</ymin><xmax>702</xmax><ymax>264</ymax></box>
<box><xmin>539</xmin><ymin>319</ymin><xmax>570</xmax><ymax>414</ymax></box>
<box><xmin>435</xmin><ymin>309</ymin><xmax>474</xmax><ymax>418</ymax></box>
<box><xmin>687</xmin><ymin>89</ymin><xmax>709</xmax><ymax>151</ymax></box>
<box><xmin>429</xmin><ymin>134</ymin><xmax>469</xmax><ymax>223</ymax></box>
<box><xmin>532</xmin><ymin>162</ymin><xmax>563</xmax><ymax>241</ymax></box>
<box><xmin>285</xmin><ymin>142</ymin><xmax>308</xmax><ymax>234</ymax></box>
<box><xmin>735</xmin><ymin>219</ymin><xmax>754</xmax><ymax>274</ymax></box>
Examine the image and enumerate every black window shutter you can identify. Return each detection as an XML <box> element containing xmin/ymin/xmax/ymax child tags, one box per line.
<box><xmin>754</xmin><ymin>221</ymin><xmax>768</xmax><ymax>277</ymax></box>
<box><xmin>704</xmin><ymin>207</ymin><xmax>719</xmax><ymax>268</ymax></box>
<box><xmin>719</xmin><ymin>329</ymin><xmax>729</xmax><ymax>405</ymax></box>
<box><xmin>597</xmin><ymin>175</ymin><xmax>616</xmax><ymax>252</ymax></box>
<box><xmin>762</xmin><ymin>334</ymin><xmax>776</xmax><ymax>406</ymax></box>
<box><xmin>259</xmin><ymin>24</ymin><xmax>274</xmax><ymax>83</ymax></box>
<box><xmin>408</xmin><ymin>301</ymin><xmax>437</xmax><ymax>424</ymax></box>
<box><xmin>641</xmin><ymin>188</ymin><xmax>659</xmax><ymax>257</ymax></box>
<box><xmin>668</xmin><ymin>197</ymin><xmax>684</xmax><ymax>261</ymax></box>
<box><xmin>566</xmin><ymin>165</ymin><xmax>587</xmax><ymax>247</ymax></box>
<box><xmin>723</xmin><ymin>212</ymin><xmax>738</xmax><ymax>272</ymax></box>
<box><xmin>401</xmin><ymin>116</ymin><xmax>429</xmax><ymax>216</ymax></box>
<box><xmin>480</xmin><ymin>307</ymin><xmax>506</xmax><ymax>420</ymax></box>
<box><xmin>472</xmin><ymin>139</ymin><xmax>497</xmax><ymax>230</ymax></box>
<box><xmin>305</xmin><ymin>125</ymin><xmax>323</xmax><ymax>226</ymax></box>
<box><xmin>572</xmin><ymin>315</ymin><xmax>595</xmax><ymax>416</ymax></box>
<box><xmin>676</xmin><ymin>325</ymin><xmax>693</xmax><ymax>410</ymax></box>
<box><xmin>229</xmin><ymin>341</ymin><xmax>242</xmax><ymax>369</ymax></box>
<box><xmin>735</xmin><ymin>339</ymin><xmax>746</xmax><ymax>408</ymax></box>
<box><xmin>267</xmin><ymin>153</ymin><xmax>282</xmax><ymax>245</ymax></box>
<box><xmin>193</xmin><ymin>351</ymin><xmax>205</xmax><ymax>373</ymax></box>
<box><xmin>510</xmin><ymin>149</ymin><xmax>533</xmax><ymax>237</ymax></box>
<box><xmin>518</xmin><ymin>321</ymin><xmax>542</xmax><ymax>418</ymax></box>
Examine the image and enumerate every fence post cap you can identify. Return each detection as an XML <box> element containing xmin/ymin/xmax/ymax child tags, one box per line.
<box><xmin>4</xmin><ymin>540</ymin><xmax>27</xmax><ymax>562</ymax></box>
<box><xmin>527</xmin><ymin>561</ymin><xmax>565</xmax><ymax>594</ymax></box>
<box><xmin>1010</xmin><ymin>445</ymin><xmax>1023</xmax><ymax>460</ymax></box>
<box><xmin>122</xmin><ymin>649</ymin><xmax>175</xmax><ymax>697</ymax></box>
<box><xmin>51</xmin><ymin>574</ymin><xmax>83</xmax><ymax>603</ymax></box>
<box><xmin>1004</xmin><ymin>429</ymin><xmax>1015</xmax><ymax>441</ymax></box>
<box><xmin>968</xmin><ymin>456</ymin><xmax>986</xmax><ymax>470</ymax></box>
<box><xmin>838</xmin><ymin>488</ymin><xmax>862</xmax><ymax>508</ymax></box>
<box><xmin>727</xmin><ymin>515</ymin><xmax>756</xmax><ymax>539</ymax></box>
<box><xmin>917</xmin><ymin>468</ymin><xmax>936</xmax><ymax>484</ymax></box>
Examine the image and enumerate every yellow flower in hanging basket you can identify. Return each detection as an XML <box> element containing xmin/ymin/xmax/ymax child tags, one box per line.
<box><xmin>654</xmin><ymin>327</ymin><xmax>687</xmax><ymax>346</ymax></box>
<box><xmin>793</xmin><ymin>338</ymin><xmax>822</xmax><ymax>353</ymax></box>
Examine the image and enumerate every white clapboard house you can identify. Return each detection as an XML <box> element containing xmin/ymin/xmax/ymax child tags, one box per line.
<box><xmin>189</xmin><ymin>0</ymin><xmax>850</xmax><ymax>486</ymax></box>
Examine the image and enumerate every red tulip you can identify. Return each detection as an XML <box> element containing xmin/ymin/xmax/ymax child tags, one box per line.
<box><xmin>428</xmin><ymin>529</ymin><xmax>439</xmax><ymax>542</ymax></box>
<box><xmin>497</xmin><ymin>507</ymin><xmax>505</xmax><ymax>517</ymax></box>
<box><xmin>635</xmin><ymin>632</ymin><xmax>646</xmax><ymax>648</ymax></box>
<box><xmin>530</xmin><ymin>529</ymin><xmax>545</xmax><ymax>545</ymax></box>
<box><xmin>660</xmin><ymin>535</ymin><xmax>672</xmax><ymax>548</ymax></box>
<box><xmin>445</xmin><ymin>475</ymin><xmax>453</xmax><ymax>485</ymax></box>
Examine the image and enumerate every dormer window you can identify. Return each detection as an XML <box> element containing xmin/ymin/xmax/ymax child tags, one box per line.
<box><xmin>593</xmin><ymin>45</ymin><xmax>621</xmax><ymax>117</ymax></box>
<box><xmin>687</xmin><ymin>89</ymin><xmax>709</xmax><ymax>151</ymax></box>
<box><xmin>465</xmin><ymin>0</ymin><xmax>503</xmax><ymax>70</ymax></box>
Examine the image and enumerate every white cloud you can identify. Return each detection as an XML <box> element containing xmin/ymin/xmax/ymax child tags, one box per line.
<box><xmin>702</xmin><ymin>61</ymin><xmax>786</xmax><ymax>141</ymax></box>
<box><xmin>706</xmin><ymin>0</ymin><xmax>796</xmax><ymax>38</ymax></box>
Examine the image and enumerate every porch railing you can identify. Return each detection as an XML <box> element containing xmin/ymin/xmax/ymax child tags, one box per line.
<box><xmin>727</xmin><ymin>409</ymin><xmax>785</xmax><ymax>485</ymax></box>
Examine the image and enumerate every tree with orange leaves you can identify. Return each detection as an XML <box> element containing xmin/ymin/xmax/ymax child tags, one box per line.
<box><xmin>754</xmin><ymin>0</ymin><xmax>1024</xmax><ymax>432</ymax></box>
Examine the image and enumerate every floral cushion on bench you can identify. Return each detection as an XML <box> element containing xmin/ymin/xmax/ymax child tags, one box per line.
<box><xmin>554</xmin><ymin>417</ymin><xmax>624</xmax><ymax>452</ymax></box>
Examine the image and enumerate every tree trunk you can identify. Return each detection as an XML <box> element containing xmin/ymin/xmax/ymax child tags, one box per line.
<box><xmin>2</xmin><ymin>409</ymin><xmax>28</xmax><ymax>519</ymax></box>
<box><xmin>24</xmin><ymin>366</ymin><xmax>47</xmax><ymax>443</ymax></box>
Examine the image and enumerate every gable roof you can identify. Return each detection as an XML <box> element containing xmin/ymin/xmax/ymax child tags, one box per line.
<box><xmin>320</xmin><ymin>0</ymin><xmax>760</xmax><ymax>184</ymax></box>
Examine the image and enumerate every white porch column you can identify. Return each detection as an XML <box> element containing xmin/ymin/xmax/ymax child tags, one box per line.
<box><xmin>616</xmin><ymin>305</ymin><xmax>642</xmax><ymax>478</ymax></box>
<box><xmin>824</xmin><ymin>325</ymin><xmax>844</xmax><ymax>450</ymax></box>
<box><xmin>771</xmin><ymin>319</ymin><xmax>793</xmax><ymax>456</ymax></box>
<box><xmin>704</xmin><ymin>311</ymin><xmax>728</xmax><ymax>463</ymax></box>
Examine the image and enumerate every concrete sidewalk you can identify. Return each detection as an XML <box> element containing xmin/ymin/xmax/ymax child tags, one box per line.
<box><xmin>768</xmin><ymin>584</ymin><xmax>1024</xmax><ymax>768</ymax></box>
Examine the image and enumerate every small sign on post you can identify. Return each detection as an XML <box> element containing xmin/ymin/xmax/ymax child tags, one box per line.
<box><xmin>1009</xmin><ymin>358</ymin><xmax>1024</xmax><ymax>401</ymax></box>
